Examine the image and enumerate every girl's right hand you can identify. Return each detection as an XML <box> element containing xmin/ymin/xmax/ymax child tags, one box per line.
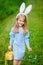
<box><xmin>8</xmin><ymin>45</ymin><xmax>12</xmax><ymax>51</ymax></box>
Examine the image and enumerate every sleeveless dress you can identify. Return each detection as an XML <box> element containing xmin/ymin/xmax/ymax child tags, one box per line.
<box><xmin>9</xmin><ymin>28</ymin><xmax>30</xmax><ymax>60</ymax></box>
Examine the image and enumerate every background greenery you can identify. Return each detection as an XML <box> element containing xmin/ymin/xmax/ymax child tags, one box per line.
<box><xmin>0</xmin><ymin>0</ymin><xmax>43</xmax><ymax>65</ymax></box>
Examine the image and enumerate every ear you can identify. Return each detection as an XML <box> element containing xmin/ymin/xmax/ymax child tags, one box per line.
<box><xmin>20</xmin><ymin>2</ymin><xmax>25</xmax><ymax>13</ymax></box>
<box><xmin>24</xmin><ymin>5</ymin><xmax>32</xmax><ymax>15</ymax></box>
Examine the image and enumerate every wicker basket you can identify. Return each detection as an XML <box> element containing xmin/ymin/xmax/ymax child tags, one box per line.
<box><xmin>5</xmin><ymin>51</ymin><xmax>13</xmax><ymax>65</ymax></box>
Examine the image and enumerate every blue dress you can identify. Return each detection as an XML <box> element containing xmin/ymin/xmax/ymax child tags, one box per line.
<box><xmin>9</xmin><ymin>28</ymin><xmax>30</xmax><ymax>60</ymax></box>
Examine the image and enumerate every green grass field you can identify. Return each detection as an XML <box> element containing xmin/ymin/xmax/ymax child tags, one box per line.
<box><xmin>0</xmin><ymin>0</ymin><xmax>43</xmax><ymax>65</ymax></box>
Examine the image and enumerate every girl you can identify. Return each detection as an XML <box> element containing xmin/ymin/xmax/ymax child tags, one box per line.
<box><xmin>8</xmin><ymin>2</ymin><xmax>32</xmax><ymax>65</ymax></box>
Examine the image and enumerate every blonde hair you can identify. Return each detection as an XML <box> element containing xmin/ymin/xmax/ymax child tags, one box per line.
<box><xmin>13</xmin><ymin>14</ymin><xmax>28</xmax><ymax>34</ymax></box>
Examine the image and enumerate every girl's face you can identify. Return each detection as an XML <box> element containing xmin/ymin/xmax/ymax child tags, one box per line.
<box><xmin>17</xmin><ymin>15</ymin><xmax>25</xmax><ymax>27</ymax></box>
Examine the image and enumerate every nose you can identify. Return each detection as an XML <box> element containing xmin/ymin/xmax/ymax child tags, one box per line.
<box><xmin>21</xmin><ymin>21</ymin><xmax>24</xmax><ymax>24</ymax></box>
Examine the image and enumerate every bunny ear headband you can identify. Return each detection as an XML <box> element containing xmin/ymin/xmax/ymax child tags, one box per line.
<box><xmin>16</xmin><ymin>2</ymin><xmax>32</xmax><ymax>18</ymax></box>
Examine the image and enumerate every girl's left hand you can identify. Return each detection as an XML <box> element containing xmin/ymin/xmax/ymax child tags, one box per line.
<box><xmin>27</xmin><ymin>46</ymin><xmax>32</xmax><ymax>51</ymax></box>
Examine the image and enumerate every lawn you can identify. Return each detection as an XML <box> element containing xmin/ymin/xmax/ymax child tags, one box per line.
<box><xmin>0</xmin><ymin>0</ymin><xmax>43</xmax><ymax>65</ymax></box>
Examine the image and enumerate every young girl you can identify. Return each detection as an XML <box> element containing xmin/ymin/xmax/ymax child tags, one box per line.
<box><xmin>8</xmin><ymin>2</ymin><xmax>32</xmax><ymax>65</ymax></box>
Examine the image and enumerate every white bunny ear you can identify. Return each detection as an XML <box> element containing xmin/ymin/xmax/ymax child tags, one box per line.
<box><xmin>24</xmin><ymin>5</ymin><xmax>32</xmax><ymax>15</ymax></box>
<box><xmin>20</xmin><ymin>2</ymin><xmax>25</xmax><ymax>13</ymax></box>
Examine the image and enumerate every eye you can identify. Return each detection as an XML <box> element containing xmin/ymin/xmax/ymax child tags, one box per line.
<box><xmin>19</xmin><ymin>19</ymin><xmax>21</xmax><ymax>22</ymax></box>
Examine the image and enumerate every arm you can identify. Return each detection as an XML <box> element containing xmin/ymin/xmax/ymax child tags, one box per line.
<box><xmin>8</xmin><ymin>28</ymin><xmax>15</xmax><ymax>50</ymax></box>
<box><xmin>9</xmin><ymin>28</ymin><xmax>15</xmax><ymax>46</ymax></box>
<box><xmin>25</xmin><ymin>32</ymin><xmax>32</xmax><ymax>51</ymax></box>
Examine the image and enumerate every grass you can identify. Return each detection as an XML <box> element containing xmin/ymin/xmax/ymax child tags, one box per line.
<box><xmin>0</xmin><ymin>0</ymin><xmax>43</xmax><ymax>65</ymax></box>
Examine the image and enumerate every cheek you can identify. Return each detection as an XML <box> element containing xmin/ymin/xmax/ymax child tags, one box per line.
<box><xmin>17</xmin><ymin>20</ymin><xmax>20</xmax><ymax>24</ymax></box>
<box><xmin>22</xmin><ymin>22</ymin><xmax>24</xmax><ymax>25</ymax></box>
